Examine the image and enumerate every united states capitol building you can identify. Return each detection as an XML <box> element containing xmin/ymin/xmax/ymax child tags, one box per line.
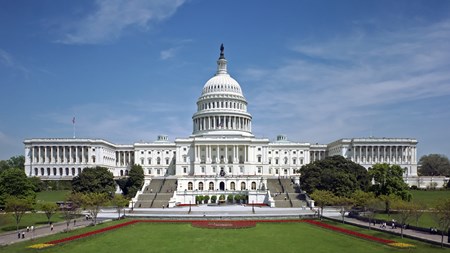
<box><xmin>24</xmin><ymin>46</ymin><xmax>432</xmax><ymax>208</ymax></box>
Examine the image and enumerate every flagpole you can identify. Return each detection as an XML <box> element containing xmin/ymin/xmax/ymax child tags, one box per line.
<box><xmin>72</xmin><ymin>117</ymin><xmax>76</xmax><ymax>138</ymax></box>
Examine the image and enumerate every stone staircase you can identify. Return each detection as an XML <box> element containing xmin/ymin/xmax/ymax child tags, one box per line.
<box><xmin>134</xmin><ymin>178</ymin><xmax>177</xmax><ymax>208</ymax></box>
<box><xmin>267</xmin><ymin>178</ymin><xmax>307</xmax><ymax>208</ymax></box>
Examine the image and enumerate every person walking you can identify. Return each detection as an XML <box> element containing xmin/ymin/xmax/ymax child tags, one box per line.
<box><xmin>51</xmin><ymin>224</ymin><xmax>54</xmax><ymax>231</ymax></box>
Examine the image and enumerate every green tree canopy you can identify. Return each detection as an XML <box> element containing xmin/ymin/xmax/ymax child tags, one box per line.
<box><xmin>300</xmin><ymin>156</ymin><xmax>371</xmax><ymax>197</ymax></box>
<box><xmin>71</xmin><ymin>166</ymin><xmax>115</xmax><ymax>195</ymax></box>
<box><xmin>5</xmin><ymin>196</ymin><xmax>33</xmax><ymax>231</ymax></box>
<box><xmin>368</xmin><ymin>163</ymin><xmax>411</xmax><ymax>201</ymax></box>
<box><xmin>0</xmin><ymin>155</ymin><xmax>25</xmax><ymax>172</ymax></box>
<box><xmin>432</xmin><ymin>198</ymin><xmax>450</xmax><ymax>248</ymax></box>
<box><xmin>123</xmin><ymin>164</ymin><xmax>144</xmax><ymax>198</ymax></box>
<box><xmin>418</xmin><ymin>154</ymin><xmax>450</xmax><ymax>176</ymax></box>
<box><xmin>0</xmin><ymin>168</ymin><xmax>36</xmax><ymax>206</ymax></box>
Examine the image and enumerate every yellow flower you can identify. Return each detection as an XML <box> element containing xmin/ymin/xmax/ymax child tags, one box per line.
<box><xmin>28</xmin><ymin>243</ymin><xmax>54</xmax><ymax>249</ymax></box>
<box><xmin>387</xmin><ymin>242</ymin><xmax>415</xmax><ymax>248</ymax></box>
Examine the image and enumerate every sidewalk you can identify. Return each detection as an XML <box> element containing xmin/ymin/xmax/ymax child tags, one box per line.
<box><xmin>0</xmin><ymin>217</ymin><xmax>95</xmax><ymax>246</ymax></box>
<box><xmin>323</xmin><ymin>210</ymin><xmax>450</xmax><ymax>248</ymax></box>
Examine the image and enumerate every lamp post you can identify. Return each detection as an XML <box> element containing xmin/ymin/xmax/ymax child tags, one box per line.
<box><xmin>188</xmin><ymin>201</ymin><xmax>191</xmax><ymax>214</ymax></box>
<box><xmin>252</xmin><ymin>200</ymin><xmax>255</xmax><ymax>214</ymax></box>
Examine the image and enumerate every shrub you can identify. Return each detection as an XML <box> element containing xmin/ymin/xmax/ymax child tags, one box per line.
<box><xmin>211</xmin><ymin>195</ymin><xmax>217</xmax><ymax>203</ymax></box>
<box><xmin>227</xmin><ymin>195</ymin><xmax>233</xmax><ymax>203</ymax></box>
<box><xmin>203</xmin><ymin>195</ymin><xmax>210</xmax><ymax>204</ymax></box>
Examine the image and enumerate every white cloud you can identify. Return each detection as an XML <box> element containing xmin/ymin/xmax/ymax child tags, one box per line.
<box><xmin>160</xmin><ymin>47</ymin><xmax>179</xmax><ymax>60</ymax></box>
<box><xmin>57</xmin><ymin>0</ymin><xmax>186</xmax><ymax>45</ymax></box>
<box><xmin>0</xmin><ymin>48</ymin><xmax>30</xmax><ymax>76</ymax></box>
<box><xmin>245</xmin><ymin>19</ymin><xmax>450</xmax><ymax>143</ymax></box>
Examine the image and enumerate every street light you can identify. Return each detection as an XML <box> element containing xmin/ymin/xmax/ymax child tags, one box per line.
<box><xmin>252</xmin><ymin>200</ymin><xmax>255</xmax><ymax>214</ymax></box>
<box><xmin>188</xmin><ymin>201</ymin><xmax>191</xmax><ymax>214</ymax></box>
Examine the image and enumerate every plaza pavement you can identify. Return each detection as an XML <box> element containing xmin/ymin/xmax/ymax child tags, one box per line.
<box><xmin>0</xmin><ymin>206</ymin><xmax>448</xmax><ymax>248</ymax></box>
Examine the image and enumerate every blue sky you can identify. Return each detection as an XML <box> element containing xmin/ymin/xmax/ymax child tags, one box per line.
<box><xmin>1</xmin><ymin>0</ymin><xmax>450</xmax><ymax>160</ymax></box>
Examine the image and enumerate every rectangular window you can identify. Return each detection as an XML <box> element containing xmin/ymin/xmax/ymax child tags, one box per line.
<box><xmin>258</xmin><ymin>167</ymin><xmax>262</xmax><ymax>173</ymax></box>
<box><xmin>257</xmin><ymin>156</ymin><xmax>261</xmax><ymax>162</ymax></box>
<box><xmin>240</xmin><ymin>167</ymin><xmax>243</xmax><ymax>173</ymax></box>
<box><xmin>201</xmin><ymin>167</ymin><xmax>205</xmax><ymax>173</ymax></box>
<box><xmin>183</xmin><ymin>167</ymin><xmax>187</xmax><ymax>173</ymax></box>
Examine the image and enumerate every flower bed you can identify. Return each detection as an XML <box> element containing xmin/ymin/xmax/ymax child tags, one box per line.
<box><xmin>304</xmin><ymin>220</ymin><xmax>395</xmax><ymax>245</ymax></box>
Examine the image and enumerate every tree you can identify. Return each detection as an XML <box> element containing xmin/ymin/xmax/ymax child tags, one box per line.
<box><xmin>0</xmin><ymin>155</ymin><xmax>25</xmax><ymax>172</ymax></box>
<box><xmin>310</xmin><ymin>190</ymin><xmax>336</xmax><ymax>220</ymax></box>
<box><xmin>368</xmin><ymin>163</ymin><xmax>411</xmax><ymax>212</ymax></box>
<box><xmin>39</xmin><ymin>202</ymin><xmax>59</xmax><ymax>224</ymax></box>
<box><xmin>72</xmin><ymin>166</ymin><xmax>115</xmax><ymax>195</ymax></box>
<box><xmin>203</xmin><ymin>195</ymin><xmax>210</xmax><ymax>204</ymax></box>
<box><xmin>29</xmin><ymin>177</ymin><xmax>46</xmax><ymax>192</ymax></box>
<box><xmin>111</xmin><ymin>194</ymin><xmax>129</xmax><ymax>219</ymax></box>
<box><xmin>410</xmin><ymin>201</ymin><xmax>426</xmax><ymax>227</ymax></box>
<box><xmin>432</xmin><ymin>198</ymin><xmax>450</xmax><ymax>248</ymax></box>
<box><xmin>0</xmin><ymin>168</ymin><xmax>36</xmax><ymax>206</ymax></box>
<box><xmin>63</xmin><ymin>192</ymin><xmax>83</xmax><ymax>231</ymax></box>
<box><xmin>418</xmin><ymin>154</ymin><xmax>450</xmax><ymax>176</ymax></box>
<box><xmin>82</xmin><ymin>192</ymin><xmax>109</xmax><ymax>225</ymax></box>
<box><xmin>5</xmin><ymin>196</ymin><xmax>33</xmax><ymax>232</ymax></box>
<box><xmin>391</xmin><ymin>200</ymin><xmax>417</xmax><ymax>238</ymax></box>
<box><xmin>300</xmin><ymin>156</ymin><xmax>371</xmax><ymax>197</ymax></box>
<box><xmin>365</xmin><ymin>197</ymin><xmax>384</xmax><ymax>230</ymax></box>
<box><xmin>123</xmin><ymin>165</ymin><xmax>144</xmax><ymax>198</ymax></box>
<box><xmin>335</xmin><ymin>196</ymin><xmax>353</xmax><ymax>224</ymax></box>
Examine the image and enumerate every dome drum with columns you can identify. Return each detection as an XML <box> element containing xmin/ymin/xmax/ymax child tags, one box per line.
<box><xmin>192</xmin><ymin>45</ymin><xmax>253</xmax><ymax>137</ymax></box>
<box><xmin>24</xmin><ymin>45</ymin><xmax>426</xmax><ymax>209</ymax></box>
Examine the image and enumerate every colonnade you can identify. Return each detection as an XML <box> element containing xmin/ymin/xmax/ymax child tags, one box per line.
<box><xmin>31</xmin><ymin>146</ymin><xmax>90</xmax><ymax>164</ymax></box>
<box><xmin>310</xmin><ymin>150</ymin><xmax>326</xmax><ymax>162</ymax></box>
<box><xmin>116</xmin><ymin>151</ymin><xmax>134</xmax><ymax>166</ymax></box>
<box><xmin>193</xmin><ymin>115</ymin><xmax>251</xmax><ymax>132</ymax></box>
<box><xmin>194</xmin><ymin>144</ymin><xmax>249</xmax><ymax>164</ymax></box>
<box><xmin>352</xmin><ymin>145</ymin><xmax>416</xmax><ymax>164</ymax></box>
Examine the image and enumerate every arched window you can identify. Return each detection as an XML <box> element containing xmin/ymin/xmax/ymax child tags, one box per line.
<box><xmin>241</xmin><ymin>182</ymin><xmax>246</xmax><ymax>190</ymax></box>
<box><xmin>41</xmin><ymin>168</ymin><xmax>44</xmax><ymax>176</ymax></box>
<box><xmin>71</xmin><ymin>168</ymin><xmax>75</xmax><ymax>175</ymax></box>
<box><xmin>198</xmin><ymin>182</ymin><xmax>204</xmax><ymax>190</ymax></box>
<box><xmin>148</xmin><ymin>158</ymin><xmax>152</xmax><ymax>164</ymax></box>
<box><xmin>47</xmin><ymin>167</ymin><xmax>50</xmax><ymax>175</ymax></box>
<box><xmin>120</xmin><ymin>170</ymin><xmax>123</xmax><ymax>176</ymax></box>
<box><xmin>34</xmin><ymin>168</ymin><xmax>38</xmax><ymax>176</ymax></box>
<box><xmin>77</xmin><ymin>168</ymin><xmax>81</xmax><ymax>175</ymax></box>
<box><xmin>284</xmin><ymin>157</ymin><xmax>288</xmax><ymax>164</ymax></box>
<box><xmin>125</xmin><ymin>170</ymin><xmax>129</xmax><ymax>176</ymax></box>
<box><xmin>53</xmin><ymin>168</ymin><xmax>57</xmax><ymax>175</ymax></box>
<box><xmin>65</xmin><ymin>168</ymin><xmax>69</xmax><ymax>175</ymax></box>
<box><xmin>59</xmin><ymin>167</ymin><xmax>63</xmax><ymax>175</ymax></box>
<box><xmin>209</xmin><ymin>182</ymin><xmax>214</xmax><ymax>190</ymax></box>
<box><xmin>188</xmin><ymin>182</ymin><xmax>193</xmax><ymax>190</ymax></box>
<box><xmin>230</xmin><ymin>182</ymin><xmax>235</xmax><ymax>190</ymax></box>
<box><xmin>157</xmin><ymin>157</ymin><xmax>161</xmax><ymax>165</ymax></box>
<box><xmin>251</xmin><ymin>182</ymin><xmax>256</xmax><ymax>190</ymax></box>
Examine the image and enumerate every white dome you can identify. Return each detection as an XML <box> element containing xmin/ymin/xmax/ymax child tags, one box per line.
<box><xmin>202</xmin><ymin>74</ymin><xmax>243</xmax><ymax>95</ymax></box>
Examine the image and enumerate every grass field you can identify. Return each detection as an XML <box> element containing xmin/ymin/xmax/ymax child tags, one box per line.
<box><xmin>411</xmin><ymin>190</ymin><xmax>450</xmax><ymax>206</ymax></box>
<box><xmin>0</xmin><ymin>220</ymin><xmax>446</xmax><ymax>253</ymax></box>
<box><xmin>36</xmin><ymin>190</ymin><xmax>70</xmax><ymax>203</ymax></box>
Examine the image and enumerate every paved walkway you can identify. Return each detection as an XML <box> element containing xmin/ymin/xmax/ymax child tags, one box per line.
<box><xmin>0</xmin><ymin>217</ymin><xmax>97</xmax><ymax>246</ymax></box>
<box><xmin>323</xmin><ymin>210</ymin><xmax>450</xmax><ymax>247</ymax></box>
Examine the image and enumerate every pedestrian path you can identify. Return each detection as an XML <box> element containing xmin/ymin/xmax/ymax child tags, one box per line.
<box><xmin>323</xmin><ymin>210</ymin><xmax>450</xmax><ymax>248</ymax></box>
<box><xmin>0</xmin><ymin>217</ymin><xmax>94</xmax><ymax>246</ymax></box>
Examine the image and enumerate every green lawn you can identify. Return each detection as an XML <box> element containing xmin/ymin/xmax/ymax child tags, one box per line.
<box><xmin>410</xmin><ymin>190</ymin><xmax>450</xmax><ymax>207</ymax></box>
<box><xmin>0</xmin><ymin>220</ymin><xmax>446</xmax><ymax>253</ymax></box>
<box><xmin>36</xmin><ymin>190</ymin><xmax>70</xmax><ymax>203</ymax></box>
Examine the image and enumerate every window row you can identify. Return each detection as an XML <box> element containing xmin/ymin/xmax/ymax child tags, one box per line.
<box><xmin>187</xmin><ymin>181</ymin><xmax>257</xmax><ymax>191</ymax></box>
